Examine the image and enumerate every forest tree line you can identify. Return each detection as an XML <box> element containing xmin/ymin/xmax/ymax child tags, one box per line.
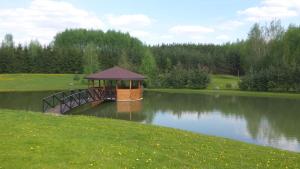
<box><xmin>0</xmin><ymin>20</ymin><xmax>299</xmax><ymax>91</ymax></box>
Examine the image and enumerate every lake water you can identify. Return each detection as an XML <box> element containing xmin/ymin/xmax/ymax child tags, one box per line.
<box><xmin>1</xmin><ymin>91</ymin><xmax>300</xmax><ymax>152</ymax></box>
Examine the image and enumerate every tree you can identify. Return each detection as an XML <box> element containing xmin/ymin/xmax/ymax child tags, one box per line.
<box><xmin>140</xmin><ymin>50</ymin><xmax>157</xmax><ymax>87</ymax></box>
<box><xmin>118</xmin><ymin>50</ymin><xmax>131</xmax><ymax>69</ymax></box>
<box><xmin>83</xmin><ymin>43</ymin><xmax>99</xmax><ymax>74</ymax></box>
<box><xmin>246</xmin><ymin>23</ymin><xmax>265</xmax><ymax>70</ymax></box>
<box><xmin>2</xmin><ymin>34</ymin><xmax>14</xmax><ymax>47</ymax></box>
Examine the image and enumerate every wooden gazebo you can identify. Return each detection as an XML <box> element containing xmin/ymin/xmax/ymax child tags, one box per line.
<box><xmin>85</xmin><ymin>66</ymin><xmax>145</xmax><ymax>101</ymax></box>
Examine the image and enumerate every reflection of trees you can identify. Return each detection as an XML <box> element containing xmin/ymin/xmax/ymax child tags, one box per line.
<box><xmin>142</xmin><ymin>92</ymin><xmax>300</xmax><ymax>142</ymax></box>
<box><xmin>0</xmin><ymin>91</ymin><xmax>54</xmax><ymax>112</ymax></box>
<box><xmin>70</xmin><ymin>91</ymin><xmax>300</xmax><ymax>142</ymax></box>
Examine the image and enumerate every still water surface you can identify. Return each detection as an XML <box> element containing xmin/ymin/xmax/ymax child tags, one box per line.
<box><xmin>0</xmin><ymin>91</ymin><xmax>299</xmax><ymax>152</ymax></box>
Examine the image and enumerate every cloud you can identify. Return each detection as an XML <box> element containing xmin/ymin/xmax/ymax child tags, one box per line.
<box><xmin>216</xmin><ymin>35</ymin><xmax>230</xmax><ymax>40</ymax></box>
<box><xmin>218</xmin><ymin>20</ymin><xmax>244</xmax><ymax>31</ymax></box>
<box><xmin>107</xmin><ymin>14</ymin><xmax>153</xmax><ymax>28</ymax></box>
<box><xmin>169</xmin><ymin>25</ymin><xmax>214</xmax><ymax>35</ymax></box>
<box><xmin>238</xmin><ymin>0</ymin><xmax>300</xmax><ymax>21</ymax></box>
<box><xmin>0</xmin><ymin>0</ymin><xmax>103</xmax><ymax>44</ymax></box>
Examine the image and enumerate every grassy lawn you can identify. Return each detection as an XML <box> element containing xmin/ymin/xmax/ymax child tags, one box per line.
<box><xmin>0</xmin><ymin>109</ymin><xmax>299</xmax><ymax>169</ymax></box>
<box><xmin>147</xmin><ymin>74</ymin><xmax>300</xmax><ymax>99</ymax></box>
<box><xmin>207</xmin><ymin>74</ymin><xmax>240</xmax><ymax>90</ymax></box>
<box><xmin>146</xmin><ymin>88</ymin><xmax>300</xmax><ymax>99</ymax></box>
<box><xmin>1</xmin><ymin>73</ymin><xmax>300</xmax><ymax>99</ymax></box>
<box><xmin>0</xmin><ymin>74</ymin><xmax>85</xmax><ymax>92</ymax></box>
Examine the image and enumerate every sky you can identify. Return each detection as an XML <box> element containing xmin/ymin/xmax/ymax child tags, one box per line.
<box><xmin>0</xmin><ymin>0</ymin><xmax>300</xmax><ymax>45</ymax></box>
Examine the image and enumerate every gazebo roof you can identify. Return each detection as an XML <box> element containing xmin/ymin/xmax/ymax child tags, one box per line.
<box><xmin>85</xmin><ymin>66</ymin><xmax>145</xmax><ymax>80</ymax></box>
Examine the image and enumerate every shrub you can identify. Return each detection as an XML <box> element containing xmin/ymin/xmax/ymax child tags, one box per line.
<box><xmin>73</xmin><ymin>74</ymin><xmax>80</xmax><ymax>81</ymax></box>
<box><xmin>81</xmin><ymin>79</ymin><xmax>88</xmax><ymax>85</ymax></box>
<box><xmin>155</xmin><ymin>66</ymin><xmax>210</xmax><ymax>89</ymax></box>
<box><xmin>225</xmin><ymin>83</ymin><xmax>232</xmax><ymax>89</ymax></box>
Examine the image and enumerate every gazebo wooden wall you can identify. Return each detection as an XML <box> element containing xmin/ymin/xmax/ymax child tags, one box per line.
<box><xmin>117</xmin><ymin>88</ymin><xmax>142</xmax><ymax>101</ymax></box>
<box><xmin>116</xmin><ymin>80</ymin><xmax>142</xmax><ymax>101</ymax></box>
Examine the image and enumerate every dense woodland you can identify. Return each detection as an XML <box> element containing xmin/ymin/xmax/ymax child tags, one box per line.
<box><xmin>0</xmin><ymin>20</ymin><xmax>299</xmax><ymax>91</ymax></box>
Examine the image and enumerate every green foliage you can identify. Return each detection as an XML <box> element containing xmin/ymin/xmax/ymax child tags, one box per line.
<box><xmin>83</xmin><ymin>43</ymin><xmax>99</xmax><ymax>74</ymax></box>
<box><xmin>2</xmin><ymin>34</ymin><xmax>14</xmax><ymax>47</ymax></box>
<box><xmin>151</xmin><ymin>43</ymin><xmax>245</xmax><ymax>76</ymax></box>
<box><xmin>0</xmin><ymin>22</ymin><xmax>300</xmax><ymax>92</ymax></box>
<box><xmin>225</xmin><ymin>83</ymin><xmax>232</xmax><ymax>89</ymax></box>
<box><xmin>139</xmin><ymin>50</ymin><xmax>157</xmax><ymax>87</ymax></box>
<box><xmin>73</xmin><ymin>74</ymin><xmax>80</xmax><ymax>81</ymax></box>
<box><xmin>159</xmin><ymin>64</ymin><xmax>210</xmax><ymax>89</ymax></box>
<box><xmin>240</xmin><ymin>21</ymin><xmax>300</xmax><ymax>92</ymax></box>
<box><xmin>118</xmin><ymin>50</ymin><xmax>131</xmax><ymax>70</ymax></box>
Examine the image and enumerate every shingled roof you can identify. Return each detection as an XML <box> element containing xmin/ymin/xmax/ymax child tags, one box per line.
<box><xmin>85</xmin><ymin>66</ymin><xmax>145</xmax><ymax>80</ymax></box>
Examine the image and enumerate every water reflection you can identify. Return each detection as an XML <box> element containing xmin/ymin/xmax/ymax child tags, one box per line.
<box><xmin>69</xmin><ymin>91</ymin><xmax>300</xmax><ymax>152</ymax></box>
<box><xmin>0</xmin><ymin>91</ymin><xmax>53</xmax><ymax>112</ymax></box>
<box><xmin>0</xmin><ymin>91</ymin><xmax>300</xmax><ymax>152</ymax></box>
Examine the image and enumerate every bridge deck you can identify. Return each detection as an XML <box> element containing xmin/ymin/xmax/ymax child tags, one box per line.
<box><xmin>42</xmin><ymin>88</ymin><xmax>116</xmax><ymax>114</ymax></box>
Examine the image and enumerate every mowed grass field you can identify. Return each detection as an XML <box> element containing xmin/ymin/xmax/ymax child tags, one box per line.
<box><xmin>0</xmin><ymin>74</ymin><xmax>85</xmax><ymax>92</ymax></box>
<box><xmin>207</xmin><ymin>74</ymin><xmax>240</xmax><ymax>90</ymax></box>
<box><xmin>0</xmin><ymin>73</ymin><xmax>239</xmax><ymax>92</ymax></box>
<box><xmin>0</xmin><ymin>109</ymin><xmax>299</xmax><ymax>169</ymax></box>
<box><xmin>1</xmin><ymin>73</ymin><xmax>300</xmax><ymax>99</ymax></box>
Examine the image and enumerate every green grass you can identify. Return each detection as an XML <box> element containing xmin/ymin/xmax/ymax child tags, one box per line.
<box><xmin>0</xmin><ymin>109</ymin><xmax>299</xmax><ymax>169</ymax></box>
<box><xmin>147</xmin><ymin>74</ymin><xmax>300</xmax><ymax>99</ymax></box>
<box><xmin>207</xmin><ymin>74</ymin><xmax>240</xmax><ymax>90</ymax></box>
<box><xmin>1</xmin><ymin>73</ymin><xmax>300</xmax><ymax>99</ymax></box>
<box><xmin>146</xmin><ymin>88</ymin><xmax>300</xmax><ymax>99</ymax></box>
<box><xmin>0</xmin><ymin>74</ymin><xmax>85</xmax><ymax>92</ymax></box>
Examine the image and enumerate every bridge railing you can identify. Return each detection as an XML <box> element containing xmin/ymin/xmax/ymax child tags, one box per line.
<box><xmin>42</xmin><ymin>88</ymin><xmax>115</xmax><ymax>113</ymax></box>
<box><xmin>42</xmin><ymin>89</ymin><xmax>83</xmax><ymax>113</ymax></box>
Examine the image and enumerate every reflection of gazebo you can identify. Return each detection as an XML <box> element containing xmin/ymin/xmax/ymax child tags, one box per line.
<box><xmin>85</xmin><ymin>66</ymin><xmax>145</xmax><ymax>101</ymax></box>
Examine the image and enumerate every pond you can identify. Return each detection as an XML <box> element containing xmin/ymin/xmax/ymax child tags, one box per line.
<box><xmin>0</xmin><ymin>91</ymin><xmax>300</xmax><ymax>152</ymax></box>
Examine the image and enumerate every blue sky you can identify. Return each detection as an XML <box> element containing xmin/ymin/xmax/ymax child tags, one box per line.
<box><xmin>0</xmin><ymin>0</ymin><xmax>300</xmax><ymax>45</ymax></box>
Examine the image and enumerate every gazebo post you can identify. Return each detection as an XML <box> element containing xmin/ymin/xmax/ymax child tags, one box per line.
<box><xmin>84</xmin><ymin>66</ymin><xmax>145</xmax><ymax>101</ymax></box>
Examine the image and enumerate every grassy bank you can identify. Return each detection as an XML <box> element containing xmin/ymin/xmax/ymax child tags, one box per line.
<box><xmin>0</xmin><ymin>74</ymin><xmax>85</xmax><ymax>92</ymax></box>
<box><xmin>0</xmin><ymin>109</ymin><xmax>299</xmax><ymax>168</ymax></box>
<box><xmin>207</xmin><ymin>74</ymin><xmax>239</xmax><ymax>90</ymax></box>
<box><xmin>1</xmin><ymin>74</ymin><xmax>300</xmax><ymax>99</ymax></box>
<box><xmin>147</xmin><ymin>74</ymin><xmax>300</xmax><ymax>99</ymax></box>
<box><xmin>146</xmin><ymin>88</ymin><xmax>300</xmax><ymax>99</ymax></box>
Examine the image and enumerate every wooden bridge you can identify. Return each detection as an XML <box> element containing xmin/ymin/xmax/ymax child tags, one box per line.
<box><xmin>42</xmin><ymin>88</ymin><xmax>116</xmax><ymax>114</ymax></box>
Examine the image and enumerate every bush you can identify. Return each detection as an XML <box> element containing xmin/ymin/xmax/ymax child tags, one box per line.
<box><xmin>73</xmin><ymin>74</ymin><xmax>80</xmax><ymax>81</ymax></box>
<box><xmin>156</xmin><ymin>66</ymin><xmax>210</xmax><ymax>89</ymax></box>
<box><xmin>240</xmin><ymin>64</ymin><xmax>300</xmax><ymax>92</ymax></box>
<box><xmin>225</xmin><ymin>83</ymin><xmax>232</xmax><ymax>89</ymax></box>
<box><xmin>81</xmin><ymin>79</ymin><xmax>88</xmax><ymax>85</ymax></box>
